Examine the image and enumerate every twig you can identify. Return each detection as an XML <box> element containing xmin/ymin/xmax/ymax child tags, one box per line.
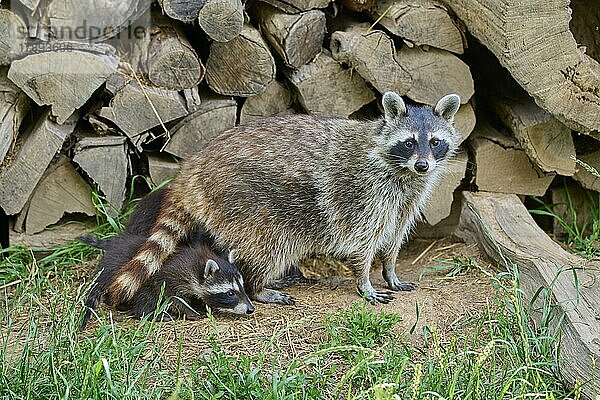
<box><xmin>412</xmin><ymin>240</ymin><xmax>438</xmax><ymax>265</ymax></box>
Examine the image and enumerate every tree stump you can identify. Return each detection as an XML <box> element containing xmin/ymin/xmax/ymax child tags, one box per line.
<box><xmin>240</xmin><ymin>80</ymin><xmax>295</xmax><ymax>122</ymax></box>
<box><xmin>455</xmin><ymin>191</ymin><xmax>600</xmax><ymax>400</ymax></box>
<box><xmin>198</xmin><ymin>0</ymin><xmax>244</xmax><ymax>42</ymax></box>
<box><xmin>286</xmin><ymin>51</ymin><xmax>375</xmax><ymax>117</ymax></box>
<box><xmin>206</xmin><ymin>25</ymin><xmax>276</xmax><ymax>96</ymax></box>
<box><xmin>255</xmin><ymin>6</ymin><xmax>326</xmax><ymax>68</ymax></box>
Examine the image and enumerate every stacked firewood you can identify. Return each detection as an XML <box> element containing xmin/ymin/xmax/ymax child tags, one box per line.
<box><xmin>0</xmin><ymin>0</ymin><xmax>598</xmax><ymax>240</ymax></box>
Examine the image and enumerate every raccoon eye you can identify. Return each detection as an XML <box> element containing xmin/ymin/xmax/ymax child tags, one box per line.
<box><xmin>404</xmin><ymin>140</ymin><xmax>414</xmax><ymax>148</ymax></box>
<box><xmin>227</xmin><ymin>290</ymin><xmax>235</xmax><ymax>297</ymax></box>
<box><xmin>430</xmin><ymin>138</ymin><xmax>440</xmax><ymax>147</ymax></box>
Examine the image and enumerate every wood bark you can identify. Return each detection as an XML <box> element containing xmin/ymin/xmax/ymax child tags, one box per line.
<box><xmin>330</xmin><ymin>26</ymin><xmax>412</xmax><ymax>95</ymax></box>
<box><xmin>240</xmin><ymin>80</ymin><xmax>295</xmax><ymax>122</ymax></box>
<box><xmin>24</xmin><ymin>156</ymin><xmax>95</xmax><ymax>234</ymax></box>
<box><xmin>73</xmin><ymin>136</ymin><xmax>129</xmax><ymax>213</ymax></box>
<box><xmin>198</xmin><ymin>0</ymin><xmax>244</xmax><ymax>42</ymax></box>
<box><xmin>422</xmin><ymin>152</ymin><xmax>467</xmax><ymax>225</ymax></box>
<box><xmin>439</xmin><ymin>0</ymin><xmax>600</xmax><ymax>135</ymax></box>
<box><xmin>470</xmin><ymin>120</ymin><xmax>555</xmax><ymax>196</ymax></box>
<box><xmin>286</xmin><ymin>50</ymin><xmax>375</xmax><ymax>117</ymax></box>
<box><xmin>259</xmin><ymin>0</ymin><xmax>330</xmax><ymax>13</ymax></box>
<box><xmin>159</xmin><ymin>0</ymin><xmax>205</xmax><ymax>22</ymax></box>
<box><xmin>147</xmin><ymin>154</ymin><xmax>180</xmax><ymax>186</ymax></box>
<box><xmin>164</xmin><ymin>94</ymin><xmax>237</xmax><ymax>158</ymax></box>
<box><xmin>455</xmin><ymin>191</ymin><xmax>600</xmax><ymax>400</ymax></box>
<box><xmin>255</xmin><ymin>6</ymin><xmax>326</xmax><ymax>68</ymax></box>
<box><xmin>370</xmin><ymin>0</ymin><xmax>463</xmax><ymax>54</ymax></box>
<box><xmin>0</xmin><ymin>9</ymin><xmax>28</xmax><ymax>65</ymax></box>
<box><xmin>146</xmin><ymin>18</ymin><xmax>204</xmax><ymax>90</ymax></box>
<box><xmin>206</xmin><ymin>25</ymin><xmax>276</xmax><ymax>96</ymax></box>
<box><xmin>397</xmin><ymin>46</ymin><xmax>474</xmax><ymax>106</ymax></box>
<box><xmin>490</xmin><ymin>95</ymin><xmax>575</xmax><ymax>176</ymax></box>
<box><xmin>0</xmin><ymin>69</ymin><xmax>30</xmax><ymax>166</ymax></box>
<box><xmin>98</xmin><ymin>75</ymin><xmax>188</xmax><ymax>139</ymax></box>
<box><xmin>0</xmin><ymin>109</ymin><xmax>77</xmax><ymax>215</ymax></box>
<box><xmin>7</xmin><ymin>44</ymin><xmax>119</xmax><ymax>124</ymax></box>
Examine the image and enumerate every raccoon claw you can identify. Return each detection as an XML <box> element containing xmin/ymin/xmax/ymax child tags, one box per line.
<box><xmin>359</xmin><ymin>288</ymin><xmax>395</xmax><ymax>304</ymax></box>
<box><xmin>388</xmin><ymin>278</ymin><xmax>418</xmax><ymax>292</ymax></box>
<box><xmin>254</xmin><ymin>288</ymin><xmax>296</xmax><ymax>305</ymax></box>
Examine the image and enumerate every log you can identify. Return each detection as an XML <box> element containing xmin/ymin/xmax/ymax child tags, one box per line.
<box><xmin>370</xmin><ymin>0</ymin><xmax>463</xmax><ymax>54</ymax></box>
<box><xmin>422</xmin><ymin>152</ymin><xmax>467</xmax><ymax>225</ymax></box>
<box><xmin>255</xmin><ymin>6</ymin><xmax>326</xmax><ymax>68</ymax></box>
<box><xmin>0</xmin><ymin>9</ymin><xmax>28</xmax><ymax>65</ymax></box>
<box><xmin>198</xmin><ymin>0</ymin><xmax>244</xmax><ymax>42</ymax></box>
<box><xmin>206</xmin><ymin>25</ymin><xmax>276</xmax><ymax>96</ymax></box>
<box><xmin>145</xmin><ymin>18</ymin><xmax>204</xmax><ymax>90</ymax></box>
<box><xmin>259</xmin><ymin>0</ymin><xmax>330</xmax><ymax>13</ymax></box>
<box><xmin>73</xmin><ymin>136</ymin><xmax>129</xmax><ymax>213</ymax></box>
<box><xmin>46</xmin><ymin>0</ymin><xmax>151</xmax><ymax>41</ymax></box>
<box><xmin>164</xmin><ymin>94</ymin><xmax>237</xmax><ymax>158</ymax></box>
<box><xmin>0</xmin><ymin>110</ymin><xmax>77</xmax><ymax>215</ymax></box>
<box><xmin>397</xmin><ymin>46</ymin><xmax>474</xmax><ymax>106</ymax></box>
<box><xmin>330</xmin><ymin>26</ymin><xmax>412</xmax><ymax>95</ymax></box>
<box><xmin>573</xmin><ymin>150</ymin><xmax>600</xmax><ymax>192</ymax></box>
<box><xmin>159</xmin><ymin>0</ymin><xmax>205</xmax><ymax>22</ymax></box>
<box><xmin>470</xmin><ymin>120</ymin><xmax>555</xmax><ymax>196</ymax></box>
<box><xmin>7</xmin><ymin>44</ymin><xmax>119</xmax><ymax>124</ymax></box>
<box><xmin>286</xmin><ymin>50</ymin><xmax>375</xmax><ymax>117</ymax></box>
<box><xmin>98</xmin><ymin>75</ymin><xmax>188</xmax><ymax>139</ymax></box>
<box><xmin>240</xmin><ymin>80</ymin><xmax>295</xmax><ymax>122</ymax></box>
<box><xmin>490</xmin><ymin>95</ymin><xmax>575</xmax><ymax>176</ymax></box>
<box><xmin>148</xmin><ymin>154</ymin><xmax>180</xmax><ymax>186</ymax></box>
<box><xmin>438</xmin><ymin>0</ymin><xmax>600</xmax><ymax>135</ymax></box>
<box><xmin>24</xmin><ymin>156</ymin><xmax>95</xmax><ymax>234</ymax></box>
<box><xmin>0</xmin><ymin>69</ymin><xmax>30</xmax><ymax>166</ymax></box>
<box><xmin>454</xmin><ymin>101</ymin><xmax>475</xmax><ymax>143</ymax></box>
<box><xmin>455</xmin><ymin>191</ymin><xmax>600</xmax><ymax>400</ymax></box>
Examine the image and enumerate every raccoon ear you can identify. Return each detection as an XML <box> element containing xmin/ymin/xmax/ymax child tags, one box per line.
<box><xmin>228</xmin><ymin>249</ymin><xmax>237</xmax><ymax>264</ymax></box>
<box><xmin>434</xmin><ymin>94</ymin><xmax>461</xmax><ymax>122</ymax></box>
<box><xmin>204</xmin><ymin>259</ymin><xmax>220</xmax><ymax>278</ymax></box>
<box><xmin>382</xmin><ymin>92</ymin><xmax>407</xmax><ymax>121</ymax></box>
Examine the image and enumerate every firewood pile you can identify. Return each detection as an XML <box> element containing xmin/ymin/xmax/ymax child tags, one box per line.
<box><xmin>0</xmin><ymin>0</ymin><xmax>598</xmax><ymax>240</ymax></box>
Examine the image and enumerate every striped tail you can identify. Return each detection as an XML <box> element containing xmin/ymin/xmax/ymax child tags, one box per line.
<box><xmin>106</xmin><ymin>209</ymin><xmax>193</xmax><ymax>305</ymax></box>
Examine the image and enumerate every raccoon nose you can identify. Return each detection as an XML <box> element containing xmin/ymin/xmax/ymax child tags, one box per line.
<box><xmin>414</xmin><ymin>160</ymin><xmax>429</xmax><ymax>172</ymax></box>
<box><xmin>246</xmin><ymin>304</ymin><xmax>255</xmax><ymax>314</ymax></box>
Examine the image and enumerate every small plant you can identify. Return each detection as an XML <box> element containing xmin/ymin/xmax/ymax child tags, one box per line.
<box><xmin>420</xmin><ymin>256</ymin><xmax>478</xmax><ymax>279</ymax></box>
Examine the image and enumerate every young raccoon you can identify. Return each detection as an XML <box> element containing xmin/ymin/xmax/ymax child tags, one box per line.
<box><xmin>80</xmin><ymin>234</ymin><xmax>253</xmax><ymax>328</ymax></box>
<box><xmin>108</xmin><ymin>92</ymin><xmax>462</xmax><ymax>305</ymax></box>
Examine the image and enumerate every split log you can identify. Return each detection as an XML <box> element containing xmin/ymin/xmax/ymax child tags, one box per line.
<box><xmin>573</xmin><ymin>150</ymin><xmax>600</xmax><ymax>192</ymax></box>
<box><xmin>439</xmin><ymin>0</ymin><xmax>600</xmax><ymax>135</ymax></box>
<box><xmin>0</xmin><ymin>9</ymin><xmax>28</xmax><ymax>65</ymax></box>
<box><xmin>98</xmin><ymin>75</ymin><xmax>188</xmax><ymax>139</ymax></box>
<box><xmin>0</xmin><ymin>110</ymin><xmax>77</xmax><ymax>215</ymax></box>
<box><xmin>490</xmin><ymin>95</ymin><xmax>575</xmax><ymax>176</ymax></box>
<box><xmin>24</xmin><ymin>156</ymin><xmax>95</xmax><ymax>234</ymax></box>
<box><xmin>454</xmin><ymin>101</ymin><xmax>475</xmax><ymax>143</ymax></box>
<box><xmin>145</xmin><ymin>18</ymin><xmax>204</xmax><ymax>90</ymax></box>
<box><xmin>73</xmin><ymin>136</ymin><xmax>129</xmax><ymax>213</ymax></box>
<box><xmin>259</xmin><ymin>0</ymin><xmax>330</xmax><ymax>13</ymax></box>
<box><xmin>7</xmin><ymin>44</ymin><xmax>119</xmax><ymax>124</ymax></box>
<box><xmin>159</xmin><ymin>0</ymin><xmax>205</xmax><ymax>22</ymax></box>
<box><xmin>255</xmin><ymin>6</ymin><xmax>326</xmax><ymax>68</ymax></box>
<box><xmin>470</xmin><ymin>121</ymin><xmax>555</xmax><ymax>196</ymax></box>
<box><xmin>164</xmin><ymin>94</ymin><xmax>237</xmax><ymax>158</ymax></box>
<box><xmin>46</xmin><ymin>0</ymin><xmax>151</xmax><ymax>41</ymax></box>
<box><xmin>148</xmin><ymin>154</ymin><xmax>180</xmax><ymax>186</ymax></box>
<box><xmin>286</xmin><ymin>51</ymin><xmax>375</xmax><ymax>117</ymax></box>
<box><xmin>422</xmin><ymin>152</ymin><xmax>467</xmax><ymax>225</ymax></box>
<box><xmin>240</xmin><ymin>80</ymin><xmax>295</xmax><ymax>122</ymax></box>
<box><xmin>455</xmin><ymin>191</ymin><xmax>600</xmax><ymax>400</ymax></box>
<box><xmin>397</xmin><ymin>46</ymin><xmax>474</xmax><ymax>106</ymax></box>
<box><xmin>330</xmin><ymin>27</ymin><xmax>412</xmax><ymax>95</ymax></box>
<box><xmin>206</xmin><ymin>25</ymin><xmax>276</xmax><ymax>96</ymax></box>
<box><xmin>370</xmin><ymin>0</ymin><xmax>463</xmax><ymax>54</ymax></box>
<box><xmin>198</xmin><ymin>0</ymin><xmax>244</xmax><ymax>42</ymax></box>
<box><xmin>0</xmin><ymin>69</ymin><xmax>30</xmax><ymax>165</ymax></box>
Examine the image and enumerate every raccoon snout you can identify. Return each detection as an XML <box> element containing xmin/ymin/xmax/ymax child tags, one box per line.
<box><xmin>414</xmin><ymin>160</ymin><xmax>429</xmax><ymax>173</ymax></box>
<box><xmin>246</xmin><ymin>304</ymin><xmax>255</xmax><ymax>314</ymax></box>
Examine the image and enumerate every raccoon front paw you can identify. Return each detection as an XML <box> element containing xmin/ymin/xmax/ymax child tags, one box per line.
<box><xmin>387</xmin><ymin>277</ymin><xmax>418</xmax><ymax>292</ymax></box>
<box><xmin>253</xmin><ymin>288</ymin><xmax>296</xmax><ymax>305</ymax></box>
<box><xmin>358</xmin><ymin>287</ymin><xmax>395</xmax><ymax>304</ymax></box>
